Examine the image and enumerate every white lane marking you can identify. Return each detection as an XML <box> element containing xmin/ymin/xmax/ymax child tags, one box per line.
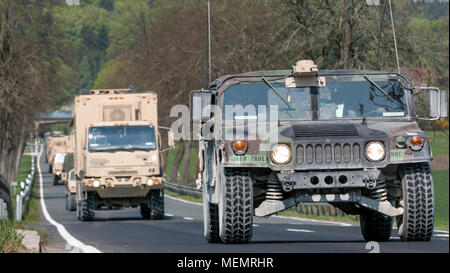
<box><xmin>183</xmin><ymin>217</ymin><xmax>194</xmax><ymax>220</ymax></box>
<box><xmin>37</xmin><ymin>145</ymin><xmax>101</xmax><ymax>253</ymax></box>
<box><xmin>165</xmin><ymin>194</ymin><xmax>202</xmax><ymax>206</ymax></box>
<box><xmin>164</xmin><ymin>213</ymin><xmax>174</xmax><ymax>217</ymax></box>
<box><xmin>434</xmin><ymin>234</ymin><xmax>449</xmax><ymax>238</ymax></box>
<box><xmin>434</xmin><ymin>230</ymin><xmax>449</xmax><ymax>234</ymax></box>
<box><xmin>253</xmin><ymin>224</ymin><xmax>259</xmax><ymax>227</ymax></box>
<box><xmin>287</xmin><ymin>228</ymin><xmax>314</xmax><ymax>233</ymax></box>
<box><xmin>273</xmin><ymin>215</ymin><xmax>352</xmax><ymax>227</ymax></box>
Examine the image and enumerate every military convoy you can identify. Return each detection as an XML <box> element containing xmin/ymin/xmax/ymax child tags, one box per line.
<box><xmin>45</xmin><ymin>133</ymin><xmax>71</xmax><ymax>185</ymax></box>
<box><xmin>70</xmin><ymin>89</ymin><xmax>172</xmax><ymax>221</ymax></box>
<box><xmin>191</xmin><ymin>60</ymin><xmax>447</xmax><ymax>243</ymax></box>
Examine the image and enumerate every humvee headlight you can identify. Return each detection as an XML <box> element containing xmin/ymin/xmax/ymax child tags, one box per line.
<box><xmin>147</xmin><ymin>179</ymin><xmax>154</xmax><ymax>186</ymax></box>
<box><xmin>271</xmin><ymin>144</ymin><xmax>291</xmax><ymax>165</ymax></box>
<box><xmin>56</xmin><ymin>171</ymin><xmax>61</xmax><ymax>176</ymax></box>
<box><xmin>93</xmin><ymin>180</ymin><xmax>100</xmax><ymax>188</ymax></box>
<box><xmin>365</xmin><ymin>141</ymin><xmax>385</xmax><ymax>162</ymax></box>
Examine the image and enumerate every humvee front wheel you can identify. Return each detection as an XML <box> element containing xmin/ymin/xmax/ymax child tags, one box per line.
<box><xmin>53</xmin><ymin>175</ymin><xmax>59</xmax><ymax>186</ymax></box>
<box><xmin>397</xmin><ymin>163</ymin><xmax>434</xmax><ymax>241</ymax></box>
<box><xmin>218</xmin><ymin>168</ymin><xmax>253</xmax><ymax>244</ymax></box>
<box><xmin>203</xmin><ymin>201</ymin><xmax>220</xmax><ymax>243</ymax></box>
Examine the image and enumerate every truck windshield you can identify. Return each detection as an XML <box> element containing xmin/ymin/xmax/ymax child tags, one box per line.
<box><xmin>221</xmin><ymin>80</ymin><xmax>408</xmax><ymax>120</ymax></box>
<box><xmin>88</xmin><ymin>125</ymin><xmax>156</xmax><ymax>152</ymax></box>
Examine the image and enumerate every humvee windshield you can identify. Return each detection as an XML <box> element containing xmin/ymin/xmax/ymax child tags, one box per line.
<box><xmin>222</xmin><ymin>80</ymin><xmax>408</xmax><ymax>120</ymax></box>
<box><xmin>88</xmin><ymin>125</ymin><xmax>156</xmax><ymax>152</ymax></box>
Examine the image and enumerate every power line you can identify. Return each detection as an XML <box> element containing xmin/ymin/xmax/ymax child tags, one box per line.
<box><xmin>388</xmin><ymin>0</ymin><xmax>401</xmax><ymax>73</ymax></box>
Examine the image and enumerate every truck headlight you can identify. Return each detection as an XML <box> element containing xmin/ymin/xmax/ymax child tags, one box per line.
<box><xmin>365</xmin><ymin>141</ymin><xmax>385</xmax><ymax>162</ymax></box>
<box><xmin>271</xmin><ymin>144</ymin><xmax>291</xmax><ymax>165</ymax></box>
<box><xmin>147</xmin><ymin>179</ymin><xmax>154</xmax><ymax>186</ymax></box>
<box><xmin>93</xmin><ymin>180</ymin><xmax>100</xmax><ymax>188</ymax></box>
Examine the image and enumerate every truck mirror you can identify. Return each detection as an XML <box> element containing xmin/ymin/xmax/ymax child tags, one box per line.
<box><xmin>414</xmin><ymin>87</ymin><xmax>448</xmax><ymax>120</ymax></box>
<box><xmin>190</xmin><ymin>90</ymin><xmax>214</xmax><ymax>123</ymax></box>
<box><xmin>168</xmin><ymin>130</ymin><xmax>175</xmax><ymax>148</ymax></box>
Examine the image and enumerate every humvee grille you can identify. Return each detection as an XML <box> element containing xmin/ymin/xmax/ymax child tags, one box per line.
<box><xmin>296</xmin><ymin>143</ymin><xmax>361</xmax><ymax>165</ymax></box>
<box><xmin>292</xmin><ymin>124</ymin><xmax>358</xmax><ymax>138</ymax></box>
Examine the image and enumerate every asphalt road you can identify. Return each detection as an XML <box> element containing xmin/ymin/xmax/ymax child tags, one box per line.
<box><xmin>36</xmin><ymin>145</ymin><xmax>449</xmax><ymax>253</ymax></box>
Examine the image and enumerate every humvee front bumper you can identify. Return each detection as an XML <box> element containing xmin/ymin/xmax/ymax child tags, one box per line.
<box><xmin>276</xmin><ymin>169</ymin><xmax>380</xmax><ymax>192</ymax></box>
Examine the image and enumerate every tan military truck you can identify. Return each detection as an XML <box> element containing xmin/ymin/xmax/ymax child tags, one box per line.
<box><xmin>46</xmin><ymin>135</ymin><xmax>67</xmax><ymax>174</ymax></box>
<box><xmin>71</xmin><ymin>89</ymin><xmax>173</xmax><ymax>221</ymax></box>
<box><xmin>65</xmin><ymin>169</ymin><xmax>77</xmax><ymax>211</ymax></box>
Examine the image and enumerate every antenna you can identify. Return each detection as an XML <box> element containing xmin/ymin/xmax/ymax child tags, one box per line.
<box><xmin>388</xmin><ymin>0</ymin><xmax>400</xmax><ymax>73</ymax></box>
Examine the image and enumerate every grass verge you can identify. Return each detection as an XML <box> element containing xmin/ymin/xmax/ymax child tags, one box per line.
<box><xmin>0</xmin><ymin>220</ymin><xmax>24</xmax><ymax>253</ymax></box>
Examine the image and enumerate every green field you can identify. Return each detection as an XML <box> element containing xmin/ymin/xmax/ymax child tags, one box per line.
<box><xmin>426</xmin><ymin>130</ymin><xmax>449</xmax><ymax>157</ymax></box>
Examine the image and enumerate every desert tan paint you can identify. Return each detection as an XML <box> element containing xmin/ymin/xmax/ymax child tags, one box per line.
<box><xmin>71</xmin><ymin>90</ymin><xmax>161</xmax><ymax>197</ymax></box>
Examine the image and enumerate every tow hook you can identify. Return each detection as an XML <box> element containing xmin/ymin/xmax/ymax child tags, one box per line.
<box><xmin>280</xmin><ymin>169</ymin><xmax>295</xmax><ymax>192</ymax></box>
<box><xmin>281</xmin><ymin>181</ymin><xmax>295</xmax><ymax>192</ymax></box>
<box><xmin>365</xmin><ymin>177</ymin><xmax>377</xmax><ymax>190</ymax></box>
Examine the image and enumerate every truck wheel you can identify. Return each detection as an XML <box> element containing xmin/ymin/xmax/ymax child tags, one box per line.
<box><xmin>397</xmin><ymin>163</ymin><xmax>434</xmax><ymax>241</ymax></box>
<box><xmin>150</xmin><ymin>189</ymin><xmax>164</xmax><ymax>220</ymax></box>
<box><xmin>68</xmin><ymin>193</ymin><xmax>77</xmax><ymax>211</ymax></box>
<box><xmin>53</xmin><ymin>175</ymin><xmax>59</xmax><ymax>186</ymax></box>
<box><xmin>65</xmin><ymin>194</ymin><xmax>69</xmax><ymax>210</ymax></box>
<box><xmin>79</xmin><ymin>192</ymin><xmax>95</xmax><ymax>222</ymax></box>
<box><xmin>359</xmin><ymin>179</ymin><xmax>393</xmax><ymax>242</ymax></box>
<box><xmin>140</xmin><ymin>204</ymin><xmax>151</xmax><ymax>219</ymax></box>
<box><xmin>218</xmin><ymin>168</ymin><xmax>253</xmax><ymax>244</ymax></box>
<box><xmin>48</xmin><ymin>165</ymin><xmax>52</xmax><ymax>173</ymax></box>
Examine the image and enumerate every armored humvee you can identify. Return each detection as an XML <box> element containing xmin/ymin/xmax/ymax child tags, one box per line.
<box><xmin>190</xmin><ymin>60</ymin><xmax>447</xmax><ymax>243</ymax></box>
<box><xmin>71</xmin><ymin>89</ymin><xmax>173</xmax><ymax>221</ymax></box>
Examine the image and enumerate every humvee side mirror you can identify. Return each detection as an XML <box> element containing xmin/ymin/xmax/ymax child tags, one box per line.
<box><xmin>414</xmin><ymin>87</ymin><xmax>448</xmax><ymax>120</ymax></box>
<box><xmin>190</xmin><ymin>90</ymin><xmax>214</xmax><ymax>123</ymax></box>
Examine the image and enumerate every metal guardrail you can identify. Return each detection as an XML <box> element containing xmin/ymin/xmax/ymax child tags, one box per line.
<box><xmin>15</xmin><ymin>139</ymin><xmax>37</xmax><ymax>221</ymax></box>
<box><xmin>164</xmin><ymin>181</ymin><xmax>202</xmax><ymax>199</ymax></box>
<box><xmin>0</xmin><ymin>174</ymin><xmax>13</xmax><ymax>220</ymax></box>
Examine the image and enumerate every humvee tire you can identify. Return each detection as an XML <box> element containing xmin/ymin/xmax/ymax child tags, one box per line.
<box><xmin>397</xmin><ymin>163</ymin><xmax>434</xmax><ymax>241</ymax></box>
<box><xmin>204</xmin><ymin>201</ymin><xmax>220</xmax><ymax>243</ymax></box>
<box><xmin>360</xmin><ymin>179</ymin><xmax>393</xmax><ymax>241</ymax></box>
<box><xmin>48</xmin><ymin>165</ymin><xmax>52</xmax><ymax>173</ymax></box>
<box><xmin>218</xmin><ymin>168</ymin><xmax>253</xmax><ymax>244</ymax></box>
<box><xmin>78</xmin><ymin>192</ymin><xmax>95</xmax><ymax>221</ymax></box>
<box><xmin>150</xmin><ymin>189</ymin><xmax>164</xmax><ymax>220</ymax></box>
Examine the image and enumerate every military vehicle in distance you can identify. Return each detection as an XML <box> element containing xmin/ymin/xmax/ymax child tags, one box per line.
<box><xmin>191</xmin><ymin>60</ymin><xmax>447</xmax><ymax>243</ymax></box>
<box><xmin>65</xmin><ymin>168</ymin><xmax>77</xmax><ymax>211</ymax></box>
<box><xmin>46</xmin><ymin>135</ymin><xmax>70</xmax><ymax>185</ymax></box>
<box><xmin>71</xmin><ymin>89</ymin><xmax>173</xmax><ymax>221</ymax></box>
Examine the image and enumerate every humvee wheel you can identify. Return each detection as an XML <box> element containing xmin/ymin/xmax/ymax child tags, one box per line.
<box><xmin>48</xmin><ymin>165</ymin><xmax>52</xmax><ymax>173</ymax></box>
<box><xmin>78</xmin><ymin>192</ymin><xmax>95</xmax><ymax>222</ymax></box>
<box><xmin>397</xmin><ymin>163</ymin><xmax>434</xmax><ymax>241</ymax></box>
<box><xmin>203</xmin><ymin>201</ymin><xmax>220</xmax><ymax>243</ymax></box>
<box><xmin>359</xmin><ymin>179</ymin><xmax>393</xmax><ymax>242</ymax></box>
<box><xmin>218</xmin><ymin>168</ymin><xmax>253</xmax><ymax>244</ymax></box>
<box><xmin>150</xmin><ymin>189</ymin><xmax>164</xmax><ymax>220</ymax></box>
